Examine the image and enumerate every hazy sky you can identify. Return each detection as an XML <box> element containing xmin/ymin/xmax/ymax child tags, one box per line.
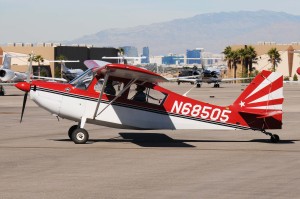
<box><xmin>1</xmin><ymin>0</ymin><xmax>300</xmax><ymax>44</ymax></box>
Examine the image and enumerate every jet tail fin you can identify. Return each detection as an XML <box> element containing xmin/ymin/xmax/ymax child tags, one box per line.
<box><xmin>1</xmin><ymin>54</ymin><xmax>12</xmax><ymax>69</ymax></box>
<box><xmin>232</xmin><ymin>70</ymin><xmax>284</xmax><ymax>129</ymax></box>
<box><xmin>61</xmin><ymin>62</ymin><xmax>69</xmax><ymax>73</ymax></box>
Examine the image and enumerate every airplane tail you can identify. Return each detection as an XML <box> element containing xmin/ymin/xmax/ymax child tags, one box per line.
<box><xmin>61</xmin><ymin>62</ymin><xmax>69</xmax><ymax>73</ymax></box>
<box><xmin>1</xmin><ymin>54</ymin><xmax>12</xmax><ymax>69</ymax></box>
<box><xmin>232</xmin><ymin>70</ymin><xmax>283</xmax><ymax>130</ymax></box>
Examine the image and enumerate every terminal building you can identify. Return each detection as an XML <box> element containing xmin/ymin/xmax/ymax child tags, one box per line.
<box><xmin>0</xmin><ymin>43</ymin><xmax>119</xmax><ymax>77</ymax></box>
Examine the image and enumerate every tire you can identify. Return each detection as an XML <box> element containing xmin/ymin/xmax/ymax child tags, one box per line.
<box><xmin>71</xmin><ymin>128</ymin><xmax>89</xmax><ymax>144</ymax></box>
<box><xmin>68</xmin><ymin>125</ymin><xmax>78</xmax><ymax>140</ymax></box>
<box><xmin>271</xmin><ymin>134</ymin><xmax>280</xmax><ymax>143</ymax></box>
<box><xmin>196</xmin><ymin>84</ymin><xmax>201</xmax><ymax>88</ymax></box>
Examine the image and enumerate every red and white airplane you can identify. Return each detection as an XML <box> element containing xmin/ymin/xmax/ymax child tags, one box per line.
<box><xmin>15</xmin><ymin>60</ymin><xmax>284</xmax><ymax>144</ymax></box>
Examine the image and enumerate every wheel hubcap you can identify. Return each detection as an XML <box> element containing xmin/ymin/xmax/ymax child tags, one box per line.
<box><xmin>76</xmin><ymin>132</ymin><xmax>85</xmax><ymax>141</ymax></box>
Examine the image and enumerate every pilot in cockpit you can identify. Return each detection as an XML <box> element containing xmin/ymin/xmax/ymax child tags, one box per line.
<box><xmin>104</xmin><ymin>80</ymin><xmax>116</xmax><ymax>95</ymax></box>
<box><xmin>132</xmin><ymin>85</ymin><xmax>147</xmax><ymax>102</ymax></box>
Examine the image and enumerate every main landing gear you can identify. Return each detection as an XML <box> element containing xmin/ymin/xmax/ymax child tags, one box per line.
<box><xmin>68</xmin><ymin>125</ymin><xmax>89</xmax><ymax>144</ymax></box>
<box><xmin>213</xmin><ymin>83</ymin><xmax>220</xmax><ymax>88</ymax></box>
<box><xmin>261</xmin><ymin>130</ymin><xmax>280</xmax><ymax>143</ymax></box>
<box><xmin>0</xmin><ymin>86</ymin><xmax>5</xmax><ymax>96</ymax></box>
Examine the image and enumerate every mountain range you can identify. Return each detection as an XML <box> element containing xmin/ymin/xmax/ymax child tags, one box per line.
<box><xmin>69</xmin><ymin>10</ymin><xmax>300</xmax><ymax>55</ymax></box>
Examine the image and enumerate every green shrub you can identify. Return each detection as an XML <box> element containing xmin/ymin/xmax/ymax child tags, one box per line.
<box><xmin>284</xmin><ymin>76</ymin><xmax>290</xmax><ymax>81</ymax></box>
<box><xmin>293</xmin><ymin>74</ymin><xmax>298</xmax><ymax>81</ymax></box>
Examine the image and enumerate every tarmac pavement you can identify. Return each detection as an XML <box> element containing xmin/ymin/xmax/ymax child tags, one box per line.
<box><xmin>0</xmin><ymin>82</ymin><xmax>299</xmax><ymax>199</ymax></box>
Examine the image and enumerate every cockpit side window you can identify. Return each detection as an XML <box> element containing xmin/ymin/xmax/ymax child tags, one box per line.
<box><xmin>70</xmin><ymin>69</ymin><xmax>94</xmax><ymax>90</ymax></box>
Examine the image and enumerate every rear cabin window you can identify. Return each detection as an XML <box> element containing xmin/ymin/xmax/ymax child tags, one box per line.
<box><xmin>128</xmin><ymin>84</ymin><xmax>166</xmax><ymax>106</ymax></box>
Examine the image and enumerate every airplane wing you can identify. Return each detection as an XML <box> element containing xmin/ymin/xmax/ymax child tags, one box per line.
<box><xmin>221</xmin><ymin>77</ymin><xmax>252</xmax><ymax>82</ymax></box>
<box><xmin>0</xmin><ymin>82</ymin><xmax>15</xmax><ymax>86</ymax></box>
<box><xmin>285</xmin><ymin>81</ymin><xmax>300</xmax><ymax>83</ymax></box>
<box><xmin>102</xmin><ymin>56</ymin><xmax>146</xmax><ymax>60</ymax></box>
<box><xmin>85</xmin><ymin>60</ymin><xmax>168</xmax><ymax>83</ymax></box>
<box><xmin>84</xmin><ymin>60</ymin><xmax>112</xmax><ymax>69</ymax></box>
<box><xmin>167</xmin><ymin>75</ymin><xmax>200</xmax><ymax>82</ymax></box>
<box><xmin>92</xmin><ymin>62</ymin><xmax>168</xmax><ymax>83</ymax></box>
<box><xmin>32</xmin><ymin>76</ymin><xmax>68</xmax><ymax>82</ymax></box>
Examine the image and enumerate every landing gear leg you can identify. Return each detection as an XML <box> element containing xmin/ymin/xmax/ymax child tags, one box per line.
<box><xmin>261</xmin><ymin>130</ymin><xmax>280</xmax><ymax>143</ymax></box>
<box><xmin>0</xmin><ymin>86</ymin><xmax>5</xmax><ymax>96</ymax></box>
<box><xmin>213</xmin><ymin>83</ymin><xmax>220</xmax><ymax>88</ymax></box>
<box><xmin>70</xmin><ymin>117</ymin><xmax>89</xmax><ymax>144</ymax></box>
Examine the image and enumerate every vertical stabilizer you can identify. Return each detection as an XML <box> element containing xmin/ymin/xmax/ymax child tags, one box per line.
<box><xmin>232</xmin><ymin>70</ymin><xmax>283</xmax><ymax>129</ymax></box>
<box><xmin>1</xmin><ymin>54</ymin><xmax>12</xmax><ymax>69</ymax></box>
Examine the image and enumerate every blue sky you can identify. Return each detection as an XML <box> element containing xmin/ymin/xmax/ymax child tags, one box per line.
<box><xmin>1</xmin><ymin>0</ymin><xmax>300</xmax><ymax>44</ymax></box>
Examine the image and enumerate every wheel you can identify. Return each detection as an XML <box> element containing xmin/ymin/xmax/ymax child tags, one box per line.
<box><xmin>68</xmin><ymin>125</ymin><xmax>78</xmax><ymax>140</ymax></box>
<box><xmin>71</xmin><ymin>128</ymin><xmax>89</xmax><ymax>144</ymax></box>
<box><xmin>177</xmin><ymin>82</ymin><xmax>180</xmax><ymax>85</ymax></box>
<box><xmin>270</xmin><ymin>134</ymin><xmax>280</xmax><ymax>143</ymax></box>
<box><xmin>0</xmin><ymin>87</ymin><xmax>4</xmax><ymax>96</ymax></box>
<box><xmin>196</xmin><ymin>84</ymin><xmax>201</xmax><ymax>88</ymax></box>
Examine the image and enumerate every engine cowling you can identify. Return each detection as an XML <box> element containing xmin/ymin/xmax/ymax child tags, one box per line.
<box><xmin>0</xmin><ymin>69</ymin><xmax>15</xmax><ymax>82</ymax></box>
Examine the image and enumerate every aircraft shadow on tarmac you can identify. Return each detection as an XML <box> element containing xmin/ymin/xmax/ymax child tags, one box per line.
<box><xmin>53</xmin><ymin>132</ymin><xmax>298</xmax><ymax>147</ymax></box>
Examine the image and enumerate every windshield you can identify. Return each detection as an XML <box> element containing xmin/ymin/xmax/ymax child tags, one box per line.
<box><xmin>70</xmin><ymin>68</ymin><xmax>94</xmax><ymax>90</ymax></box>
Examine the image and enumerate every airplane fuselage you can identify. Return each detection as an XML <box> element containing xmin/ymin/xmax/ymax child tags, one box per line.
<box><xmin>28</xmin><ymin>80</ymin><xmax>251</xmax><ymax>131</ymax></box>
<box><xmin>15</xmin><ymin>63</ymin><xmax>283</xmax><ymax>144</ymax></box>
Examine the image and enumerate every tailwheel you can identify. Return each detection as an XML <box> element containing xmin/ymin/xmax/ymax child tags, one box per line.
<box><xmin>68</xmin><ymin>125</ymin><xmax>78</xmax><ymax>140</ymax></box>
<box><xmin>261</xmin><ymin>130</ymin><xmax>280</xmax><ymax>143</ymax></box>
<box><xmin>270</xmin><ymin>134</ymin><xmax>280</xmax><ymax>143</ymax></box>
<box><xmin>71</xmin><ymin>128</ymin><xmax>89</xmax><ymax>144</ymax></box>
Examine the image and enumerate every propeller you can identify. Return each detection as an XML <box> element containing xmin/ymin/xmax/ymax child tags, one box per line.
<box><xmin>17</xmin><ymin>53</ymin><xmax>33</xmax><ymax>123</ymax></box>
<box><xmin>20</xmin><ymin>92</ymin><xmax>28</xmax><ymax>123</ymax></box>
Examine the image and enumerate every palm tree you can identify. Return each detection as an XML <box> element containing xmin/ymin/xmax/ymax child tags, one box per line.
<box><xmin>31</xmin><ymin>55</ymin><xmax>44</xmax><ymax>76</ymax></box>
<box><xmin>223</xmin><ymin>46</ymin><xmax>241</xmax><ymax>78</ymax></box>
<box><xmin>223</xmin><ymin>46</ymin><xmax>234</xmax><ymax>77</ymax></box>
<box><xmin>56</xmin><ymin>55</ymin><xmax>68</xmax><ymax>78</ymax></box>
<box><xmin>244</xmin><ymin>46</ymin><xmax>257</xmax><ymax>77</ymax></box>
<box><xmin>231</xmin><ymin>50</ymin><xmax>240</xmax><ymax>79</ymax></box>
<box><xmin>118</xmin><ymin>47</ymin><xmax>125</xmax><ymax>64</ymax></box>
<box><xmin>237</xmin><ymin>48</ymin><xmax>247</xmax><ymax>76</ymax></box>
<box><xmin>267</xmin><ymin>48</ymin><xmax>281</xmax><ymax>72</ymax></box>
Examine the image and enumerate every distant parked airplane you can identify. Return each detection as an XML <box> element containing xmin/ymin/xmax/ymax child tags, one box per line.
<box><xmin>0</xmin><ymin>54</ymin><xmax>67</xmax><ymax>96</ymax></box>
<box><xmin>49</xmin><ymin>60</ymin><xmax>82</xmax><ymax>81</ymax></box>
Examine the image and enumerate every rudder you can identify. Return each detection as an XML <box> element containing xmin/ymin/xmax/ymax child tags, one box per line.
<box><xmin>232</xmin><ymin>70</ymin><xmax>283</xmax><ymax>129</ymax></box>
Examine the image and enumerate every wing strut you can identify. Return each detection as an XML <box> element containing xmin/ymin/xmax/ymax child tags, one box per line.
<box><xmin>93</xmin><ymin>71</ymin><xmax>110</xmax><ymax>119</ymax></box>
